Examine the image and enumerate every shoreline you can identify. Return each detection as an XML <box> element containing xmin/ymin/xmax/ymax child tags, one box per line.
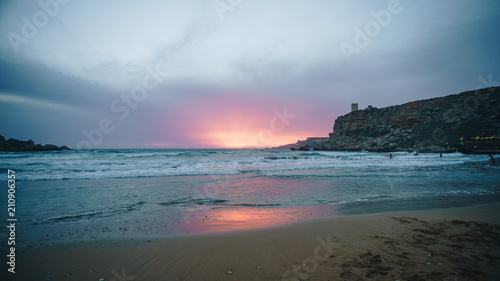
<box><xmin>14</xmin><ymin>203</ymin><xmax>500</xmax><ymax>280</ymax></box>
<box><xmin>14</xmin><ymin>194</ymin><xmax>500</xmax><ymax>248</ymax></box>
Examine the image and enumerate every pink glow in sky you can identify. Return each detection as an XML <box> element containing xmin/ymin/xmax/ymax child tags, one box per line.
<box><xmin>1</xmin><ymin>1</ymin><xmax>499</xmax><ymax>148</ymax></box>
<box><xmin>156</xmin><ymin>93</ymin><xmax>334</xmax><ymax>148</ymax></box>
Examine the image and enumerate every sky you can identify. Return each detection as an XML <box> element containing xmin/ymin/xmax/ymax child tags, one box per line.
<box><xmin>0</xmin><ymin>0</ymin><xmax>499</xmax><ymax>149</ymax></box>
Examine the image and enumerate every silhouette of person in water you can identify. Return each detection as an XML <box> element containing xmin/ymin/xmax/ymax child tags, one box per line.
<box><xmin>389</xmin><ymin>153</ymin><xmax>393</xmax><ymax>159</ymax></box>
<box><xmin>489</xmin><ymin>154</ymin><xmax>497</xmax><ymax>167</ymax></box>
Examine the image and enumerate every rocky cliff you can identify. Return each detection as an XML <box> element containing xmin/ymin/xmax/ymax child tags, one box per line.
<box><xmin>314</xmin><ymin>87</ymin><xmax>500</xmax><ymax>152</ymax></box>
<box><xmin>0</xmin><ymin>135</ymin><xmax>71</xmax><ymax>152</ymax></box>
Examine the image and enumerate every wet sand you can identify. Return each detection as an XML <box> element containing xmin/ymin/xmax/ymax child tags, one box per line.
<box><xmin>13</xmin><ymin>203</ymin><xmax>500</xmax><ymax>281</ymax></box>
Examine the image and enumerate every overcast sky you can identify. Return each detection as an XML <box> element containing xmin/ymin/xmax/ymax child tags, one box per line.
<box><xmin>1</xmin><ymin>0</ymin><xmax>499</xmax><ymax>148</ymax></box>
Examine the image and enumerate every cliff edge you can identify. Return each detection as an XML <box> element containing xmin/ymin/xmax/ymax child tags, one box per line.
<box><xmin>314</xmin><ymin>87</ymin><xmax>500</xmax><ymax>152</ymax></box>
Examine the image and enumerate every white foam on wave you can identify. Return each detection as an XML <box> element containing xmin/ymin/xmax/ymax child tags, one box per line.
<box><xmin>4</xmin><ymin>149</ymin><xmax>494</xmax><ymax>181</ymax></box>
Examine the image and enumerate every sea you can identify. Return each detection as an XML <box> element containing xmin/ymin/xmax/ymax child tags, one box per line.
<box><xmin>1</xmin><ymin>149</ymin><xmax>499</xmax><ymax>245</ymax></box>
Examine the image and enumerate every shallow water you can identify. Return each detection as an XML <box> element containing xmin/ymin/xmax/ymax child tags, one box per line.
<box><xmin>1</xmin><ymin>149</ymin><xmax>499</xmax><ymax>245</ymax></box>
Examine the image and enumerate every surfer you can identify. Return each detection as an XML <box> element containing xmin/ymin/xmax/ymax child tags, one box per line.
<box><xmin>389</xmin><ymin>153</ymin><xmax>393</xmax><ymax>159</ymax></box>
<box><xmin>489</xmin><ymin>154</ymin><xmax>497</xmax><ymax>167</ymax></box>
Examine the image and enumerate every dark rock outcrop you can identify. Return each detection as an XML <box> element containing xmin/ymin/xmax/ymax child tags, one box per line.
<box><xmin>0</xmin><ymin>135</ymin><xmax>71</xmax><ymax>152</ymax></box>
<box><xmin>298</xmin><ymin>144</ymin><xmax>310</xmax><ymax>151</ymax></box>
<box><xmin>273</xmin><ymin>139</ymin><xmax>309</xmax><ymax>150</ymax></box>
<box><xmin>314</xmin><ymin>87</ymin><xmax>500</xmax><ymax>153</ymax></box>
<box><xmin>273</xmin><ymin>137</ymin><xmax>330</xmax><ymax>150</ymax></box>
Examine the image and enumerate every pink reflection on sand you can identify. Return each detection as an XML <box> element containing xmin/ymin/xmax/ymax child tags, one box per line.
<box><xmin>174</xmin><ymin>205</ymin><xmax>339</xmax><ymax>234</ymax></box>
<box><xmin>166</xmin><ymin>174</ymin><xmax>341</xmax><ymax>235</ymax></box>
<box><xmin>191</xmin><ymin>174</ymin><xmax>331</xmax><ymax>207</ymax></box>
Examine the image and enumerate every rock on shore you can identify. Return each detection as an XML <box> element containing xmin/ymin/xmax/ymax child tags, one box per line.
<box><xmin>0</xmin><ymin>135</ymin><xmax>71</xmax><ymax>152</ymax></box>
<box><xmin>314</xmin><ymin>87</ymin><xmax>500</xmax><ymax>152</ymax></box>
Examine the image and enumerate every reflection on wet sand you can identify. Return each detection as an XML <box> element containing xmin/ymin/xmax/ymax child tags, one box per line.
<box><xmin>175</xmin><ymin>204</ymin><xmax>339</xmax><ymax>234</ymax></box>
<box><xmin>169</xmin><ymin>174</ymin><xmax>342</xmax><ymax>234</ymax></box>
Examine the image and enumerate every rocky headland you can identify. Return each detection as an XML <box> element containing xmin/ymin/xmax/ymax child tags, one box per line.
<box><xmin>272</xmin><ymin>137</ymin><xmax>330</xmax><ymax>151</ymax></box>
<box><xmin>0</xmin><ymin>135</ymin><xmax>71</xmax><ymax>152</ymax></box>
<box><xmin>313</xmin><ymin>87</ymin><xmax>500</xmax><ymax>153</ymax></box>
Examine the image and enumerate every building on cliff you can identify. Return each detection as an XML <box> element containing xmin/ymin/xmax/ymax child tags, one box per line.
<box><xmin>314</xmin><ymin>86</ymin><xmax>500</xmax><ymax>153</ymax></box>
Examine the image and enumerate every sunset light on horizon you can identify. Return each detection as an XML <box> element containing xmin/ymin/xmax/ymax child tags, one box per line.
<box><xmin>1</xmin><ymin>1</ymin><xmax>499</xmax><ymax>280</ymax></box>
<box><xmin>1</xmin><ymin>0</ymin><xmax>499</xmax><ymax>149</ymax></box>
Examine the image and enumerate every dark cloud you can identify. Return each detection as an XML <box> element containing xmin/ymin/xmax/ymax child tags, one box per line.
<box><xmin>1</xmin><ymin>0</ymin><xmax>499</xmax><ymax>148</ymax></box>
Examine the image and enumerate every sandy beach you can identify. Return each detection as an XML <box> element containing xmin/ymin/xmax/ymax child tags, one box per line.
<box><xmin>2</xmin><ymin>0</ymin><xmax>500</xmax><ymax>280</ymax></box>
<box><xmin>11</xmin><ymin>203</ymin><xmax>500</xmax><ymax>281</ymax></box>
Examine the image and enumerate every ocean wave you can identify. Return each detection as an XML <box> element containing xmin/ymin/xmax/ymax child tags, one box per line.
<box><xmin>264</xmin><ymin>156</ymin><xmax>299</xmax><ymax>160</ymax></box>
<box><xmin>6</xmin><ymin>150</ymin><xmax>494</xmax><ymax>181</ymax></box>
<box><xmin>157</xmin><ymin>198</ymin><xmax>229</xmax><ymax>207</ymax></box>
<box><xmin>231</xmin><ymin>203</ymin><xmax>282</xmax><ymax>207</ymax></box>
<box><xmin>119</xmin><ymin>152</ymin><xmax>184</xmax><ymax>158</ymax></box>
<box><xmin>0</xmin><ymin>153</ymin><xmax>33</xmax><ymax>159</ymax></box>
<box><xmin>45</xmin><ymin>211</ymin><xmax>105</xmax><ymax>223</ymax></box>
